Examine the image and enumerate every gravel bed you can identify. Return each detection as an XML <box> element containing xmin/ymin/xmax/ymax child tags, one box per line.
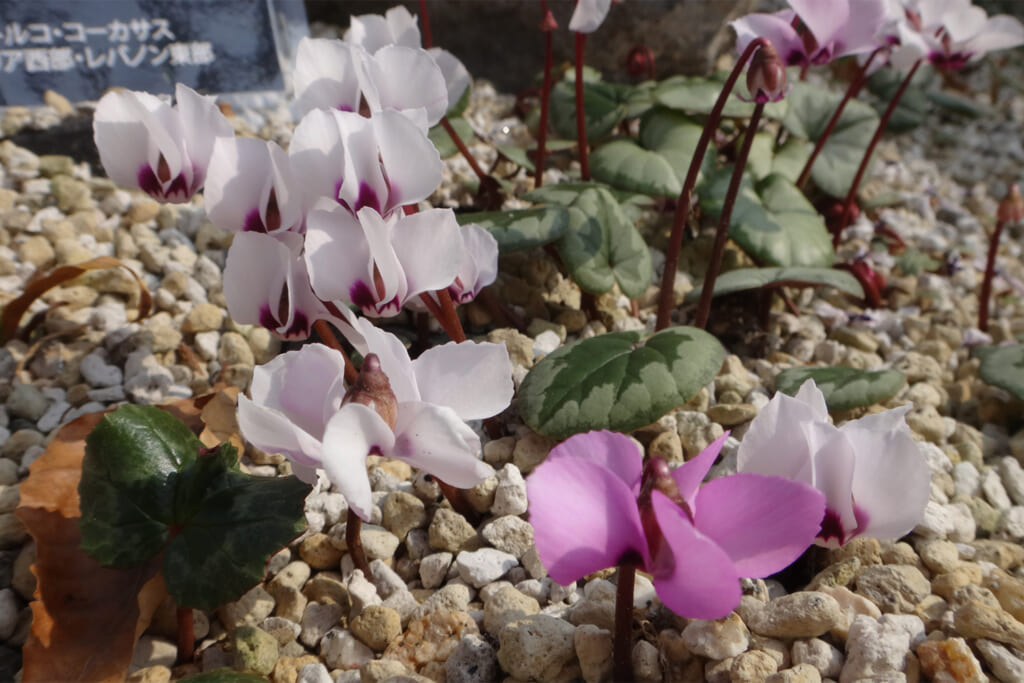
<box><xmin>3</xmin><ymin>45</ymin><xmax>1024</xmax><ymax>683</ymax></box>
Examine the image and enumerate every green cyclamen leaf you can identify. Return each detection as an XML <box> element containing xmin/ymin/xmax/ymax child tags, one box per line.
<box><xmin>550</xmin><ymin>79</ymin><xmax>629</xmax><ymax>141</ymax></box>
<box><xmin>775</xmin><ymin>366</ymin><xmax>906</xmax><ymax>411</ymax></box>
<box><xmin>590</xmin><ymin>139</ymin><xmax>682</xmax><ymax>197</ymax></box>
<box><xmin>555</xmin><ymin>186</ymin><xmax>653</xmax><ymax>298</ymax></box>
<box><xmin>684</xmin><ymin>266</ymin><xmax>864</xmax><ymax>303</ymax></box>
<box><xmin>428</xmin><ymin>117</ymin><xmax>474</xmax><ymax>159</ymax></box>
<box><xmin>457</xmin><ymin>207</ymin><xmax>569</xmax><ymax>252</ymax></box>
<box><xmin>701</xmin><ymin>170</ymin><xmax>833</xmax><ymax>268</ymax></box>
<box><xmin>78</xmin><ymin>405</ymin><xmax>310</xmax><ymax>610</ymax></box>
<box><xmin>782</xmin><ymin>81</ymin><xmax>881</xmax><ymax>198</ymax></box>
<box><xmin>519</xmin><ymin>327</ymin><xmax>725</xmax><ymax>439</ymax></box>
<box><xmin>975</xmin><ymin>344</ymin><xmax>1024</xmax><ymax>403</ymax></box>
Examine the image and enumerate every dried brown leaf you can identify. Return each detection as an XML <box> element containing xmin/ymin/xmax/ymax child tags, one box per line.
<box><xmin>0</xmin><ymin>256</ymin><xmax>152</xmax><ymax>344</ymax></box>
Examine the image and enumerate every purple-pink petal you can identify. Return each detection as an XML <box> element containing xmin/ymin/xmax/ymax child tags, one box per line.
<box><xmin>649</xmin><ymin>491</ymin><xmax>742</xmax><ymax>619</ymax></box>
<box><xmin>693</xmin><ymin>473</ymin><xmax>825</xmax><ymax>578</ymax></box>
<box><xmin>672</xmin><ymin>431</ymin><xmax>729</xmax><ymax>508</ymax></box>
<box><xmin>527</xmin><ymin>449</ymin><xmax>649</xmax><ymax>586</ymax></box>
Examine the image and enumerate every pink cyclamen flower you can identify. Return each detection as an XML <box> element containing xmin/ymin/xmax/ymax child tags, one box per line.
<box><xmin>732</xmin><ymin>0</ymin><xmax>889</xmax><ymax>67</ymax></box>
<box><xmin>93</xmin><ymin>83</ymin><xmax>233</xmax><ymax>203</ymax></box>
<box><xmin>527</xmin><ymin>431</ymin><xmax>826</xmax><ymax>619</ymax></box>
<box><xmin>569</xmin><ymin>0</ymin><xmax>613</xmax><ymax>33</ymax></box>
<box><xmin>304</xmin><ymin>204</ymin><xmax>464</xmax><ymax>317</ymax></box>
<box><xmin>887</xmin><ymin>0</ymin><xmax>1024</xmax><ymax>71</ymax></box>
<box><xmin>737</xmin><ymin>379</ymin><xmax>930</xmax><ymax>548</ymax></box>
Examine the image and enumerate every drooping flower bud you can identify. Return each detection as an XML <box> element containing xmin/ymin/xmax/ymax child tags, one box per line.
<box><xmin>626</xmin><ymin>45</ymin><xmax>655</xmax><ymax>79</ymax></box>
<box><xmin>539</xmin><ymin>9</ymin><xmax>558</xmax><ymax>32</ymax></box>
<box><xmin>746</xmin><ymin>40</ymin><xmax>788</xmax><ymax>103</ymax></box>
<box><xmin>341</xmin><ymin>353</ymin><xmax>397</xmax><ymax>430</ymax></box>
<box><xmin>998</xmin><ymin>184</ymin><xmax>1024</xmax><ymax>225</ymax></box>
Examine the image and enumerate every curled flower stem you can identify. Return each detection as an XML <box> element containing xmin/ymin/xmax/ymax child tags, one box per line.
<box><xmin>796</xmin><ymin>47</ymin><xmax>882</xmax><ymax>189</ymax></box>
<box><xmin>535</xmin><ymin>1</ymin><xmax>556</xmax><ymax>189</ymax></box>
<box><xmin>346</xmin><ymin>508</ymin><xmax>372</xmax><ymax>579</ymax></box>
<box><xmin>418</xmin><ymin>291</ymin><xmax>467</xmax><ymax>343</ymax></box>
<box><xmin>418</xmin><ymin>0</ymin><xmax>433</xmax><ymax>48</ymax></box>
<box><xmin>441</xmin><ymin>117</ymin><xmax>489</xmax><ymax>184</ymax></box>
<box><xmin>835</xmin><ymin>59</ymin><xmax>922</xmax><ymax>246</ymax></box>
<box><xmin>574</xmin><ymin>32</ymin><xmax>591</xmax><ymax>180</ymax></box>
<box><xmin>314</xmin><ymin>319</ymin><xmax>358</xmax><ymax>384</ymax></box>
<box><xmin>176</xmin><ymin>606</ymin><xmax>194</xmax><ymax>664</ymax></box>
<box><xmin>613</xmin><ymin>564</ymin><xmax>636</xmax><ymax>682</ymax></box>
<box><xmin>694</xmin><ymin>101</ymin><xmax>766</xmax><ymax>330</ymax></box>
<box><xmin>654</xmin><ymin>38</ymin><xmax>769</xmax><ymax>331</ymax></box>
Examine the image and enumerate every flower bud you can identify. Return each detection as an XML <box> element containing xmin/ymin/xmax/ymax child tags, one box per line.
<box><xmin>539</xmin><ymin>9</ymin><xmax>558</xmax><ymax>32</ymax></box>
<box><xmin>998</xmin><ymin>184</ymin><xmax>1024</xmax><ymax>224</ymax></box>
<box><xmin>342</xmin><ymin>353</ymin><xmax>397</xmax><ymax>430</ymax></box>
<box><xmin>746</xmin><ymin>40</ymin><xmax>787</xmax><ymax>103</ymax></box>
<box><xmin>626</xmin><ymin>45</ymin><xmax>655</xmax><ymax>78</ymax></box>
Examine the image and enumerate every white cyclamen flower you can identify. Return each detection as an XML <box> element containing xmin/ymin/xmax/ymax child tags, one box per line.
<box><xmin>736</xmin><ymin>379</ymin><xmax>929</xmax><ymax>548</ymax></box>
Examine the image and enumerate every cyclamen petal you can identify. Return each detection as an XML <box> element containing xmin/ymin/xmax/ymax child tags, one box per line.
<box><xmin>223</xmin><ymin>231</ymin><xmax>322</xmax><ymax>340</ymax></box>
<box><xmin>391</xmin><ymin>401</ymin><xmax>493</xmax><ymax>488</ymax></box>
<box><xmin>412</xmin><ymin>339</ymin><xmax>514</xmax><ymax>422</ymax></box>
<box><xmin>446</xmin><ymin>223</ymin><xmax>499</xmax><ymax>305</ymax></box>
<box><xmin>292</xmin><ymin>37</ymin><xmax>362</xmax><ymax>119</ymax></box>
<box><xmin>569</xmin><ymin>0</ymin><xmax>613</xmax><ymax>33</ymax></box>
<box><xmin>358</xmin><ymin>44</ymin><xmax>449</xmax><ymax>127</ymax></box>
<box><xmin>205</xmin><ymin>137</ymin><xmax>304</xmax><ymax>234</ymax></box>
<box><xmin>345</xmin><ymin>5</ymin><xmax>421</xmax><ymax>52</ymax></box>
<box><xmin>736</xmin><ymin>379</ymin><xmax>929</xmax><ymax>547</ymax></box>
<box><xmin>322</xmin><ymin>403</ymin><xmax>396</xmax><ymax>521</ymax></box>
<box><xmin>93</xmin><ymin>83</ymin><xmax>231</xmax><ymax>202</ymax></box>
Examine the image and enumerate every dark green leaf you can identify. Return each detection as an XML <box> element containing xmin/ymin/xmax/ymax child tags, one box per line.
<box><xmin>781</xmin><ymin>82</ymin><xmax>880</xmax><ymax>197</ymax></box>
<box><xmin>684</xmin><ymin>266</ymin><xmax>863</xmax><ymax>303</ymax></box>
<box><xmin>77</xmin><ymin>405</ymin><xmax>309</xmax><ymax>610</ymax></box>
<box><xmin>519</xmin><ymin>327</ymin><xmax>725</xmax><ymax>438</ymax></box>
<box><xmin>555</xmin><ymin>186</ymin><xmax>653</xmax><ymax>297</ymax></box>
<box><xmin>866</xmin><ymin>66</ymin><xmax>934</xmax><ymax>133</ymax></box>
<box><xmin>771</xmin><ymin>137</ymin><xmax>813</xmax><ymax>183</ymax></box>
<box><xmin>926</xmin><ymin>90</ymin><xmax>989</xmax><ymax>118</ymax></box>
<box><xmin>497</xmin><ymin>145</ymin><xmax>536</xmax><ymax>172</ymax></box>
<box><xmin>457</xmin><ymin>208</ymin><xmax>570</xmax><ymax>251</ymax></box>
<box><xmin>895</xmin><ymin>248</ymin><xmax>941</xmax><ymax>275</ymax></box>
<box><xmin>701</xmin><ymin>170</ymin><xmax>833</xmax><ymax>267</ymax></box>
<box><xmin>975</xmin><ymin>344</ymin><xmax>1024</xmax><ymax>402</ymax></box>
<box><xmin>745</xmin><ymin>131</ymin><xmax>776</xmax><ymax>181</ymax></box>
<box><xmin>162</xmin><ymin>468</ymin><xmax>309</xmax><ymax>611</ymax></box>
<box><xmin>79</xmin><ymin>405</ymin><xmax>203</xmax><ymax>567</ymax></box>
<box><xmin>590</xmin><ymin>139</ymin><xmax>682</xmax><ymax>197</ymax></box>
<box><xmin>550</xmin><ymin>80</ymin><xmax>628</xmax><ymax>141</ymax></box>
<box><xmin>775</xmin><ymin>366</ymin><xmax>906</xmax><ymax>411</ymax></box>
<box><xmin>446</xmin><ymin>82</ymin><xmax>472</xmax><ymax>118</ymax></box>
<box><xmin>428</xmin><ymin>117</ymin><xmax>475</xmax><ymax>159</ymax></box>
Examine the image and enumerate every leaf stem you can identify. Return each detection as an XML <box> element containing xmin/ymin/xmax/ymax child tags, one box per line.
<box><xmin>835</xmin><ymin>59</ymin><xmax>922</xmax><ymax>247</ymax></box>
<box><xmin>613</xmin><ymin>564</ymin><xmax>636</xmax><ymax>682</ymax></box>
<box><xmin>654</xmin><ymin>38</ymin><xmax>769</xmax><ymax>331</ymax></box>
<box><xmin>346</xmin><ymin>508</ymin><xmax>372</xmax><ymax>579</ymax></box>
<box><xmin>796</xmin><ymin>47</ymin><xmax>882</xmax><ymax>189</ymax></box>
<box><xmin>418</xmin><ymin>0</ymin><xmax>433</xmax><ymax>48</ymax></box>
<box><xmin>314</xmin><ymin>319</ymin><xmax>358</xmax><ymax>384</ymax></box>
<box><xmin>694</xmin><ymin>102</ymin><xmax>766</xmax><ymax>330</ymax></box>
<box><xmin>979</xmin><ymin>218</ymin><xmax>1007</xmax><ymax>332</ymax></box>
<box><xmin>441</xmin><ymin>116</ymin><xmax>488</xmax><ymax>183</ymax></box>
<box><xmin>536</xmin><ymin>1</ymin><xmax>555</xmax><ymax>189</ymax></box>
<box><xmin>574</xmin><ymin>32</ymin><xmax>590</xmax><ymax>181</ymax></box>
<box><xmin>418</xmin><ymin>291</ymin><xmax>467</xmax><ymax>343</ymax></box>
<box><xmin>175</xmin><ymin>606</ymin><xmax>195</xmax><ymax>665</ymax></box>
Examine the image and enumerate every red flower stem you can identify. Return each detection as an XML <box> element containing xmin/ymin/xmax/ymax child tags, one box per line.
<box><xmin>979</xmin><ymin>219</ymin><xmax>1007</xmax><ymax>332</ymax></box>
<box><xmin>694</xmin><ymin>102</ymin><xmax>766</xmax><ymax>330</ymax></box>
<box><xmin>536</xmin><ymin>1</ymin><xmax>555</xmax><ymax>189</ymax></box>
<box><xmin>574</xmin><ymin>32</ymin><xmax>591</xmax><ymax>180</ymax></box>
<box><xmin>796</xmin><ymin>47</ymin><xmax>882</xmax><ymax>190</ymax></box>
<box><xmin>613</xmin><ymin>564</ymin><xmax>636</xmax><ymax>682</ymax></box>
<box><xmin>346</xmin><ymin>509</ymin><xmax>372</xmax><ymax>578</ymax></box>
<box><xmin>418</xmin><ymin>0</ymin><xmax>433</xmax><ymax>48</ymax></box>
<box><xmin>835</xmin><ymin>59</ymin><xmax>922</xmax><ymax>246</ymax></box>
<box><xmin>418</xmin><ymin>291</ymin><xmax>466</xmax><ymax>343</ymax></box>
<box><xmin>441</xmin><ymin>116</ymin><xmax>488</xmax><ymax>183</ymax></box>
<box><xmin>176</xmin><ymin>606</ymin><xmax>194</xmax><ymax>664</ymax></box>
<box><xmin>437</xmin><ymin>478</ymin><xmax>477</xmax><ymax>521</ymax></box>
<box><xmin>314</xmin><ymin>319</ymin><xmax>358</xmax><ymax>384</ymax></box>
<box><xmin>654</xmin><ymin>38</ymin><xmax>769</xmax><ymax>331</ymax></box>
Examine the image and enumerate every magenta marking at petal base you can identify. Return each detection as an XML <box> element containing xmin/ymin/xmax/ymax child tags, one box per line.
<box><xmin>285</xmin><ymin>311</ymin><xmax>310</xmax><ymax>338</ymax></box>
<box><xmin>138</xmin><ymin>165</ymin><xmax>161</xmax><ymax>198</ymax></box>
<box><xmin>243</xmin><ymin>207</ymin><xmax>267</xmax><ymax>232</ymax></box>
<box><xmin>355</xmin><ymin>182</ymin><xmax>381</xmax><ymax>214</ymax></box>
<box><xmin>258</xmin><ymin>304</ymin><xmax>280</xmax><ymax>330</ymax></box>
<box><xmin>350</xmin><ymin>280</ymin><xmax>376</xmax><ymax>311</ymax></box>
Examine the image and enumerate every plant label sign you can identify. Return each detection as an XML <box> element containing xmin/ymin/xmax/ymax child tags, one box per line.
<box><xmin>0</xmin><ymin>0</ymin><xmax>308</xmax><ymax>106</ymax></box>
